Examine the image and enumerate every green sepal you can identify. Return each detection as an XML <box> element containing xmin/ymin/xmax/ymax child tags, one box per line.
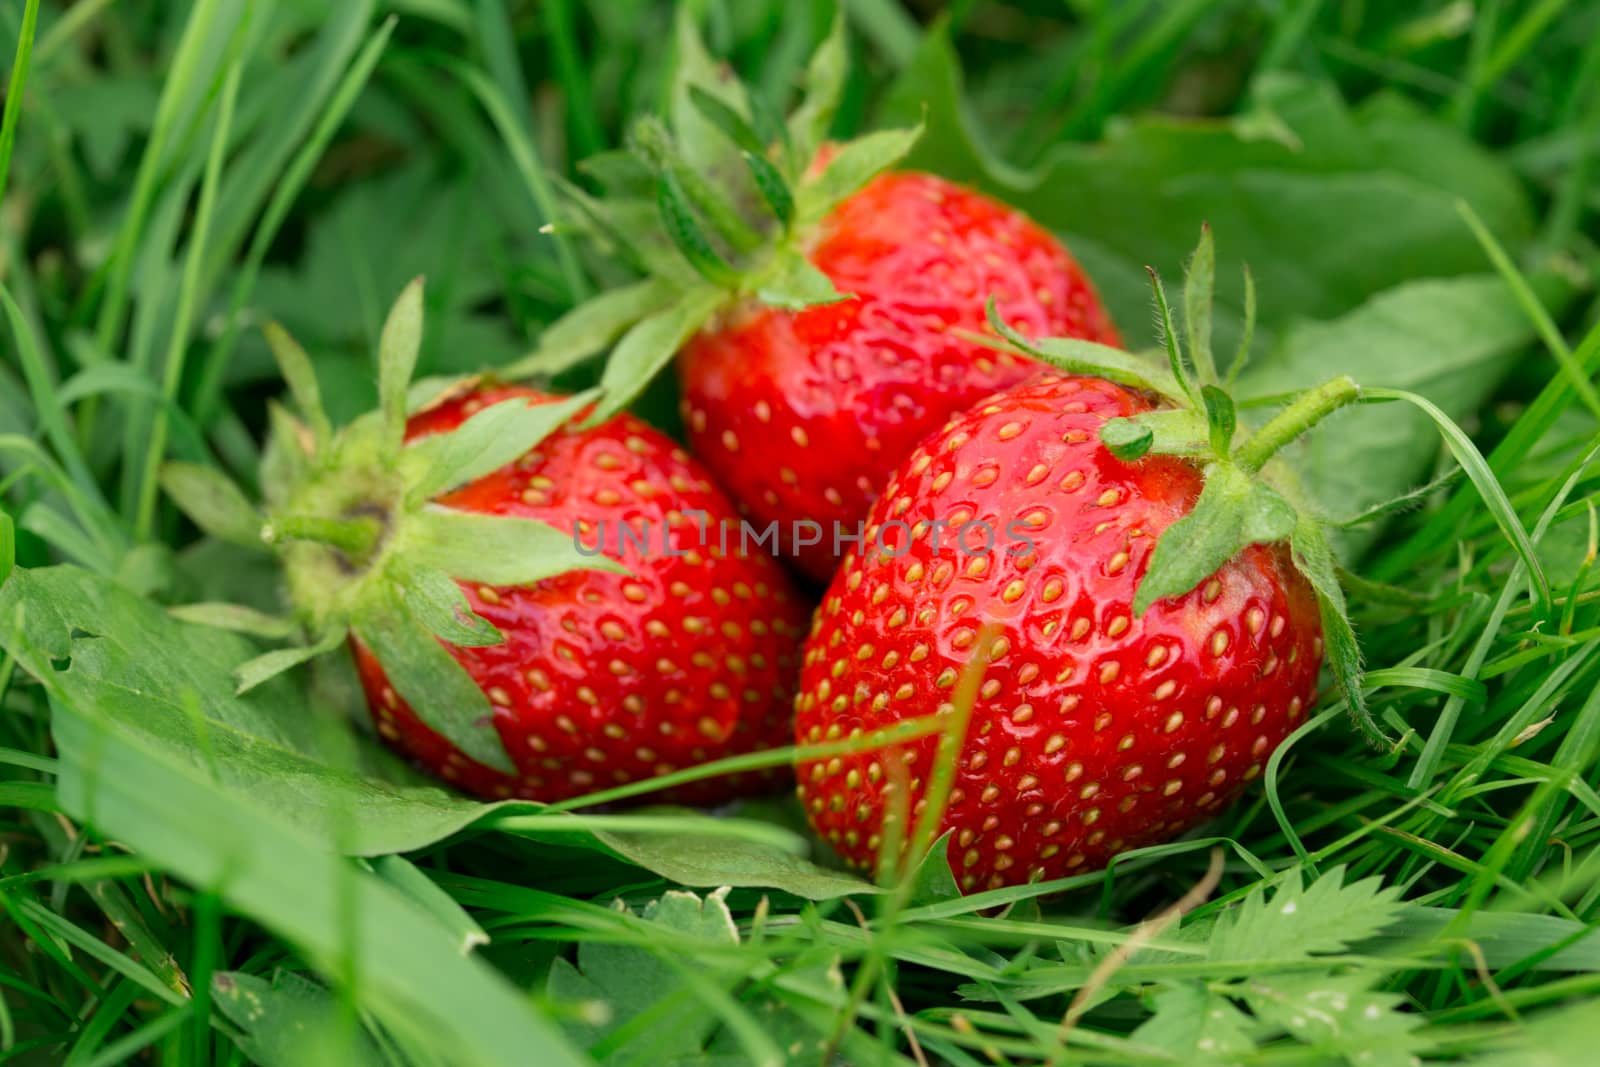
<box><xmin>986</xmin><ymin>300</ymin><xmax>1186</xmax><ymax>401</ymax></box>
<box><xmin>1100</xmin><ymin>409</ymin><xmax>1210</xmax><ymax>461</ymax></box>
<box><xmin>168</xmin><ymin>602</ymin><xmax>299</xmax><ymax>640</ymax></box>
<box><xmin>406</xmin><ymin>507</ymin><xmax>627</xmax><ymax>587</ymax></box>
<box><xmin>503</xmin><ymin>279</ymin><xmax>676</xmax><ymax>379</ymax></box>
<box><xmin>1133</xmin><ymin>464</ymin><xmax>1297</xmax><ymax>616</ymax></box>
<box><xmin>591</xmin><ymin>288</ymin><xmax>724</xmax><ymax>424</ymax></box>
<box><xmin>1147</xmin><ymin>265</ymin><xmax>1201</xmax><ymax>408</ymax></box>
<box><xmin>744</xmin><ymin>151</ymin><xmax>795</xmax><ymax>228</ymax></box>
<box><xmin>234</xmin><ymin>627</ymin><xmax>347</xmax><ymax>695</ymax></box>
<box><xmin>1183</xmin><ymin>224</ymin><xmax>1218</xmax><ymax>386</ymax></box>
<box><xmin>351</xmin><ymin>586</ymin><xmax>516</xmax><ymax>774</ymax></box>
<box><xmin>378</xmin><ymin>278</ymin><xmax>426</xmax><ymax>457</ymax></box>
<box><xmin>688</xmin><ymin>85</ymin><xmax>766</xmax><ymax>156</ymax></box>
<box><xmin>1202</xmin><ymin>385</ymin><xmax>1237</xmax><ymax>453</ymax></box>
<box><xmin>577</xmin><ymin>149</ymin><xmax>654</xmax><ymax>196</ymax></box>
<box><xmin>263</xmin><ymin>322</ymin><xmax>331</xmax><ymax>451</ymax></box>
<box><xmin>1224</xmin><ymin>263</ymin><xmax>1256</xmax><ymax>386</ymax></box>
<box><xmin>397</xmin><ymin>563</ymin><xmax>503</xmax><ymax>648</ymax></box>
<box><xmin>260</xmin><ymin>402</ymin><xmax>313</xmax><ymax>510</ymax></box>
<box><xmin>756</xmin><ymin>248</ymin><xmax>849</xmax><ymax>310</ymax></box>
<box><xmin>654</xmin><ymin>168</ymin><xmax>740</xmax><ymax>287</ymax></box>
<box><xmin>160</xmin><ymin>462</ymin><xmax>264</xmax><ymax>548</ymax></box>
<box><xmin>555</xmin><ymin>176</ymin><xmax>699</xmax><ymax>285</ymax></box>
<box><xmin>1290</xmin><ymin>515</ymin><xmax>1379</xmax><ymax>745</ymax></box>
<box><xmin>796</xmin><ymin>125</ymin><xmax>923</xmax><ymax>226</ymax></box>
<box><xmin>1326</xmin><ymin>468</ymin><xmax>1463</xmax><ymax>529</ymax></box>
<box><xmin>403</xmin><ymin>389</ymin><xmax>598</xmax><ymax>503</ymax></box>
<box><xmin>786</xmin><ymin>11</ymin><xmax>847</xmax><ymax>169</ymax></box>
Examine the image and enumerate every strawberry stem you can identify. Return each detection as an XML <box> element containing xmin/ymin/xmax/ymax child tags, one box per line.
<box><xmin>1235</xmin><ymin>376</ymin><xmax>1361</xmax><ymax>474</ymax></box>
<box><xmin>264</xmin><ymin>513</ymin><xmax>383</xmax><ymax>559</ymax></box>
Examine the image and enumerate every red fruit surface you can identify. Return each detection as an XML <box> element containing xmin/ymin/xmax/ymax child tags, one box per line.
<box><xmin>350</xmin><ymin>386</ymin><xmax>810</xmax><ymax>804</ymax></box>
<box><xmin>679</xmin><ymin>171</ymin><xmax>1120</xmax><ymax>582</ymax></box>
<box><xmin>794</xmin><ymin>374</ymin><xmax>1322</xmax><ymax>891</ymax></box>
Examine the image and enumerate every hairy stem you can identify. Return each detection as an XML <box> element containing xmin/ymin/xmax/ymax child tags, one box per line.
<box><xmin>1235</xmin><ymin>376</ymin><xmax>1361</xmax><ymax>473</ymax></box>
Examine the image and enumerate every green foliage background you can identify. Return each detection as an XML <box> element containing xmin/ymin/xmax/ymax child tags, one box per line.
<box><xmin>1</xmin><ymin>1</ymin><xmax>1600</xmax><ymax>1064</ymax></box>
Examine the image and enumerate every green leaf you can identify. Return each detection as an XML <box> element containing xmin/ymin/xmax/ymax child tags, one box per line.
<box><xmin>212</xmin><ymin>971</ymin><xmax>388</xmax><ymax>1067</ymax></box>
<box><xmin>405</xmin><ymin>507</ymin><xmax>624</xmax><ymax>587</ymax></box>
<box><xmin>351</xmin><ymin>585</ymin><xmax>515</xmax><ymax>775</ymax></box>
<box><xmin>1208</xmin><ymin>865</ymin><xmax>1404</xmax><ymax>964</ymax></box>
<box><xmin>1184</xmin><ymin>226</ymin><xmax>1219</xmax><ymax>386</ymax></box>
<box><xmin>397</xmin><ymin>564</ymin><xmax>502</xmax><ymax>648</ymax></box>
<box><xmin>755</xmin><ymin>248</ymin><xmax>849</xmax><ymax>310</ymax></box>
<box><xmin>688</xmin><ymin>85</ymin><xmax>765</xmax><ymax>156</ymax></box>
<box><xmin>378</xmin><ymin>278</ymin><xmax>426</xmax><ymax>455</ymax></box>
<box><xmin>404</xmin><ymin>389</ymin><xmax>596</xmax><ymax>502</ymax></box>
<box><xmin>263</xmin><ymin>321</ymin><xmax>332</xmax><ymax>450</ymax></box>
<box><xmin>1290</xmin><ymin>515</ymin><xmax>1374</xmax><ymax>740</ymax></box>
<box><xmin>1241</xmin><ymin>972</ymin><xmax>1431</xmax><ymax>1067</ymax></box>
<box><xmin>905</xmin><ymin>833</ymin><xmax>962</xmax><ymax>907</ymax></box>
<box><xmin>1131</xmin><ymin>983</ymin><xmax>1255</xmax><ymax>1064</ymax></box>
<box><xmin>504</xmin><ymin>279</ymin><xmax>676</xmax><ymax>379</ymax></box>
<box><xmin>160</xmin><ymin>462</ymin><xmax>263</xmax><ymax>548</ymax></box>
<box><xmin>743</xmin><ymin>149</ymin><xmax>795</xmax><ymax>228</ymax></box>
<box><xmin>235</xmin><ymin>628</ymin><xmax>347</xmax><ymax>695</ymax></box>
<box><xmin>987</xmin><ymin>300</ymin><xmax>1186</xmax><ymax>401</ymax></box>
<box><xmin>1134</xmin><ymin>464</ymin><xmax>1295</xmax><ymax>616</ymax></box>
<box><xmin>1148</xmin><ymin>265</ymin><xmax>1201</xmax><ymax>407</ymax></box>
<box><xmin>592</xmin><ymin>289</ymin><xmax>724</xmax><ymax>423</ymax></box>
<box><xmin>167</xmin><ymin>602</ymin><xmax>298</xmax><ymax>640</ymax></box>
<box><xmin>667</xmin><ymin>6</ymin><xmax>748</xmax><ymax>176</ymax></box>
<box><xmin>798</xmin><ymin>126</ymin><xmax>922</xmax><ymax>224</ymax></box>
<box><xmin>786</xmin><ymin>11</ymin><xmax>847</xmax><ymax>168</ymax></box>
<box><xmin>370</xmin><ymin>854</ymin><xmax>489</xmax><ymax>955</ymax></box>
<box><xmin>881</xmin><ymin>42</ymin><xmax>1533</xmax><ymax>335</ymax></box>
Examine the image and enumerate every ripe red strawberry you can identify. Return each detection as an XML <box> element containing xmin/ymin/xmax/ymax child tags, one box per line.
<box><xmin>795</xmin><ymin>374</ymin><xmax>1322</xmax><ymax>890</ymax></box>
<box><xmin>163</xmin><ymin>282</ymin><xmax>807</xmax><ymax>806</ymax></box>
<box><xmin>793</xmin><ymin>231</ymin><xmax>1377</xmax><ymax>890</ymax></box>
<box><xmin>511</xmin><ymin>15</ymin><xmax>1115</xmax><ymax>581</ymax></box>
<box><xmin>351</xmin><ymin>384</ymin><xmax>808</xmax><ymax>802</ymax></box>
<box><xmin>679</xmin><ymin>170</ymin><xmax>1119</xmax><ymax>581</ymax></box>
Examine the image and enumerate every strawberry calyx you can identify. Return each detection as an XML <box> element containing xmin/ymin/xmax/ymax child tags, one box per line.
<box><xmin>991</xmin><ymin>226</ymin><xmax>1383</xmax><ymax>745</ymax></box>
<box><xmin>160</xmin><ymin>280</ymin><xmax>618</xmax><ymax>773</ymax></box>
<box><xmin>502</xmin><ymin>10</ymin><xmax>921</xmax><ymax>425</ymax></box>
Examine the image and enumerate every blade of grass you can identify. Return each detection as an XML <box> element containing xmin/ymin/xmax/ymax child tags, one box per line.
<box><xmin>0</xmin><ymin>0</ymin><xmax>39</xmax><ymax>210</ymax></box>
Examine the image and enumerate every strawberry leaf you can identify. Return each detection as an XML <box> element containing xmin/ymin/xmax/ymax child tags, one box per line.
<box><xmin>1208</xmin><ymin>866</ymin><xmax>1404</xmax><ymax>964</ymax></box>
<box><xmin>160</xmin><ymin>462</ymin><xmax>264</xmax><ymax>548</ymax></box>
<box><xmin>667</xmin><ymin>7</ymin><xmax>749</xmax><ymax>177</ymax></box>
<box><xmin>1240</xmin><ymin>973</ymin><xmax>1430</xmax><ymax>1067</ymax></box>
<box><xmin>377</xmin><ymin>278</ymin><xmax>426</xmax><ymax>456</ymax></box>
<box><xmin>352</xmin><ymin>585</ymin><xmax>515</xmax><ymax>774</ymax></box>
<box><xmin>1202</xmin><ymin>385</ymin><xmax>1236</xmax><ymax>453</ymax></box>
<box><xmin>504</xmin><ymin>279</ymin><xmax>676</xmax><ymax>379</ymax></box>
<box><xmin>1133</xmin><ymin>464</ymin><xmax>1295</xmax><ymax>616</ymax></box>
<box><xmin>404</xmin><ymin>389</ymin><xmax>597</xmax><ymax>502</ymax></box>
<box><xmin>235</xmin><ymin>628</ymin><xmax>347</xmax><ymax>695</ymax></box>
<box><xmin>591</xmin><ymin>289</ymin><xmax>724</xmax><ymax>423</ymax></box>
<box><xmin>397</xmin><ymin>564</ymin><xmax>503</xmax><ymax>648</ymax></box>
<box><xmin>654</xmin><ymin>169</ymin><xmax>740</xmax><ymax>286</ymax></box>
<box><xmin>406</xmin><ymin>508</ymin><xmax>625</xmax><ymax>587</ymax></box>
<box><xmin>1131</xmin><ymin>983</ymin><xmax>1256</xmax><ymax>1064</ymax></box>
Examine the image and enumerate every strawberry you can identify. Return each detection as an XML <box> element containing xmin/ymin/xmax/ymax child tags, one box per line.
<box><xmin>795</xmin><ymin>231</ymin><xmax>1375</xmax><ymax>891</ymax></box>
<box><xmin>508</xmin><ymin>14</ymin><xmax>1115</xmax><ymax>581</ymax></box>
<box><xmin>679</xmin><ymin>169</ymin><xmax>1118</xmax><ymax>580</ymax></box>
<box><xmin>162</xmin><ymin>282</ymin><xmax>807</xmax><ymax>805</ymax></box>
<box><xmin>350</xmin><ymin>384</ymin><xmax>808</xmax><ymax>802</ymax></box>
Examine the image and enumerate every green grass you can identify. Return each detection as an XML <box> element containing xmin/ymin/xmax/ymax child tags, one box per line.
<box><xmin>2</xmin><ymin>1</ymin><xmax>1600</xmax><ymax>1065</ymax></box>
